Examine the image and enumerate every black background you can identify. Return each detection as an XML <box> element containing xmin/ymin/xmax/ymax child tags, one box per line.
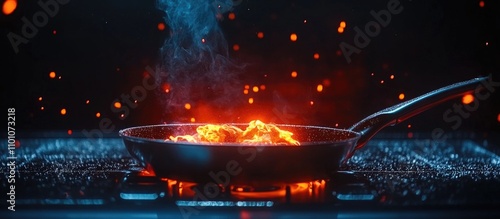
<box><xmin>1</xmin><ymin>0</ymin><xmax>499</xmax><ymax>136</ymax></box>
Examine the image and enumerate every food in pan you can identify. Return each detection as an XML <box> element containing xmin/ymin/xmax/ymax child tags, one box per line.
<box><xmin>167</xmin><ymin>120</ymin><xmax>300</xmax><ymax>145</ymax></box>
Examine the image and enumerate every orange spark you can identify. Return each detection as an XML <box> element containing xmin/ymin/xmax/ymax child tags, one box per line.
<box><xmin>316</xmin><ymin>84</ymin><xmax>324</xmax><ymax>92</ymax></box>
<box><xmin>252</xmin><ymin>86</ymin><xmax>259</xmax><ymax>92</ymax></box>
<box><xmin>190</xmin><ymin>117</ymin><xmax>196</xmax><ymax>122</ymax></box>
<box><xmin>313</xmin><ymin>53</ymin><xmax>320</xmax><ymax>60</ymax></box>
<box><xmin>340</xmin><ymin>21</ymin><xmax>346</xmax><ymax>28</ymax></box>
<box><xmin>38</xmin><ymin>97</ymin><xmax>43</xmax><ymax>101</ymax></box>
<box><xmin>337</xmin><ymin>27</ymin><xmax>344</xmax><ymax>33</ymax></box>
<box><xmin>233</xmin><ymin>44</ymin><xmax>240</xmax><ymax>51</ymax></box>
<box><xmin>184</xmin><ymin>103</ymin><xmax>191</xmax><ymax>110</ymax></box>
<box><xmin>290</xmin><ymin>33</ymin><xmax>298</xmax><ymax>42</ymax></box>
<box><xmin>228</xmin><ymin>12</ymin><xmax>236</xmax><ymax>20</ymax></box>
<box><xmin>2</xmin><ymin>0</ymin><xmax>17</xmax><ymax>15</ymax></box>
<box><xmin>462</xmin><ymin>94</ymin><xmax>474</xmax><ymax>104</ymax></box>
<box><xmin>243</xmin><ymin>89</ymin><xmax>249</xmax><ymax>94</ymax></box>
<box><xmin>248</xmin><ymin>98</ymin><xmax>254</xmax><ymax>104</ymax></box>
<box><xmin>390</xmin><ymin>74</ymin><xmax>395</xmax><ymax>79</ymax></box>
<box><xmin>60</xmin><ymin>108</ymin><xmax>67</xmax><ymax>115</ymax></box>
<box><xmin>157</xmin><ymin>22</ymin><xmax>166</xmax><ymax>31</ymax></box>
<box><xmin>49</xmin><ymin>71</ymin><xmax>56</xmax><ymax>78</ymax></box>
<box><xmin>399</xmin><ymin>93</ymin><xmax>405</xmax><ymax>100</ymax></box>
<box><xmin>259</xmin><ymin>85</ymin><xmax>266</xmax><ymax>90</ymax></box>
<box><xmin>96</xmin><ymin>112</ymin><xmax>101</xmax><ymax>118</ymax></box>
<box><xmin>114</xmin><ymin>102</ymin><xmax>122</xmax><ymax>109</ymax></box>
<box><xmin>291</xmin><ymin>71</ymin><xmax>298</xmax><ymax>78</ymax></box>
<box><xmin>257</xmin><ymin>32</ymin><xmax>264</xmax><ymax>39</ymax></box>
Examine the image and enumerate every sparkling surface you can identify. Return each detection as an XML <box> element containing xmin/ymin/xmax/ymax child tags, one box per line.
<box><xmin>1</xmin><ymin>134</ymin><xmax>499</xmax><ymax>207</ymax></box>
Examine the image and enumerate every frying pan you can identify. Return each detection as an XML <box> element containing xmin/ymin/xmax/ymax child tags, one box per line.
<box><xmin>120</xmin><ymin>76</ymin><xmax>488</xmax><ymax>185</ymax></box>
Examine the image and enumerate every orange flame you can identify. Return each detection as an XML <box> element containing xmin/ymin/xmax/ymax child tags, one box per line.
<box><xmin>168</xmin><ymin>120</ymin><xmax>300</xmax><ymax>145</ymax></box>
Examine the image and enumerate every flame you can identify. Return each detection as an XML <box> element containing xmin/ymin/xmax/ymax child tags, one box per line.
<box><xmin>168</xmin><ymin>120</ymin><xmax>300</xmax><ymax>145</ymax></box>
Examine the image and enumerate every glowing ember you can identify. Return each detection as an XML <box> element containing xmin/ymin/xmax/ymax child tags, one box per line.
<box><xmin>228</xmin><ymin>12</ymin><xmax>236</xmax><ymax>20</ymax></box>
<box><xmin>157</xmin><ymin>22</ymin><xmax>166</xmax><ymax>31</ymax></box>
<box><xmin>252</xmin><ymin>86</ymin><xmax>259</xmax><ymax>92</ymax></box>
<box><xmin>257</xmin><ymin>32</ymin><xmax>264</xmax><ymax>39</ymax></box>
<box><xmin>168</xmin><ymin>120</ymin><xmax>300</xmax><ymax>145</ymax></box>
<box><xmin>2</xmin><ymin>0</ymin><xmax>17</xmax><ymax>15</ymax></box>
<box><xmin>290</xmin><ymin>33</ymin><xmax>298</xmax><ymax>42</ymax></box>
<box><xmin>316</xmin><ymin>84</ymin><xmax>324</xmax><ymax>92</ymax></box>
<box><xmin>462</xmin><ymin>94</ymin><xmax>474</xmax><ymax>104</ymax></box>
<box><xmin>291</xmin><ymin>71</ymin><xmax>298</xmax><ymax>78</ymax></box>
<box><xmin>398</xmin><ymin>93</ymin><xmax>405</xmax><ymax>100</ymax></box>
<box><xmin>233</xmin><ymin>44</ymin><xmax>240</xmax><ymax>51</ymax></box>
<box><xmin>313</xmin><ymin>53</ymin><xmax>320</xmax><ymax>59</ymax></box>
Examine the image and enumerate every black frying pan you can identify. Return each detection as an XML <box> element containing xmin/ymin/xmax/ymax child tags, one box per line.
<box><xmin>120</xmin><ymin>76</ymin><xmax>488</xmax><ymax>185</ymax></box>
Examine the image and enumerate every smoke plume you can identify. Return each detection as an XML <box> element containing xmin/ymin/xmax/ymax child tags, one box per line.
<box><xmin>156</xmin><ymin>0</ymin><xmax>242</xmax><ymax>119</ymax></box>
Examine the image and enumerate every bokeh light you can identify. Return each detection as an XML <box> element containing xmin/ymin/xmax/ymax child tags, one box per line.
<box><xmin>290</xmin><ymin>33</ymin><xmax>298</xmax><ymax>41</ymax></box>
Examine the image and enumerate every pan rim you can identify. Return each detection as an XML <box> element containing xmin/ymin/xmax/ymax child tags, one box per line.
<box><xmin>119</xmin><ymin>123</ymin><xmax>361</xmax><ymax>147</ymax></box>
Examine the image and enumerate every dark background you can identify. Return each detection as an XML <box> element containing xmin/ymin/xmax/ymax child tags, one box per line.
<box><xmin>1</xmin><ymin>0</ymin><xmax>499</xmax><ymax>137</ymax></box>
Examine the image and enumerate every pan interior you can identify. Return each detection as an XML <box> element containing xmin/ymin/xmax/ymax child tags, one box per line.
<box><xmin>119</xmin><ymin>124</ymin><xmax>360</xmax><ymax>146</ymax></box>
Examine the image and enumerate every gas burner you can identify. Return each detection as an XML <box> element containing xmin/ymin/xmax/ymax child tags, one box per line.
<box><xmin>115</xmin><ymin>169</ymin><xmax>379</xmax><ymax>205</ymax></box>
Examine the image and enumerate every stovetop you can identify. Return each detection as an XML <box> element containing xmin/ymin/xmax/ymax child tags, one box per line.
<box><xmin>1</xmin><ymin>132</ymin><xmax>500</xmax><ymax>218</ymax></box>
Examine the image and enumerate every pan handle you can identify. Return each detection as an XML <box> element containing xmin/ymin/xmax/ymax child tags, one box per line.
<box><xmin>346</xmin><ymin>75</ymin><xmax>491</xmax><ymax>157</ymax></box>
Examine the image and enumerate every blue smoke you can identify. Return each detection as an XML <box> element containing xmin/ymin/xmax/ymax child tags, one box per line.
<box><xmin>156</xmin><ymin>0</ymin><xmax>242</xmax><ymax>115</ymax></box>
